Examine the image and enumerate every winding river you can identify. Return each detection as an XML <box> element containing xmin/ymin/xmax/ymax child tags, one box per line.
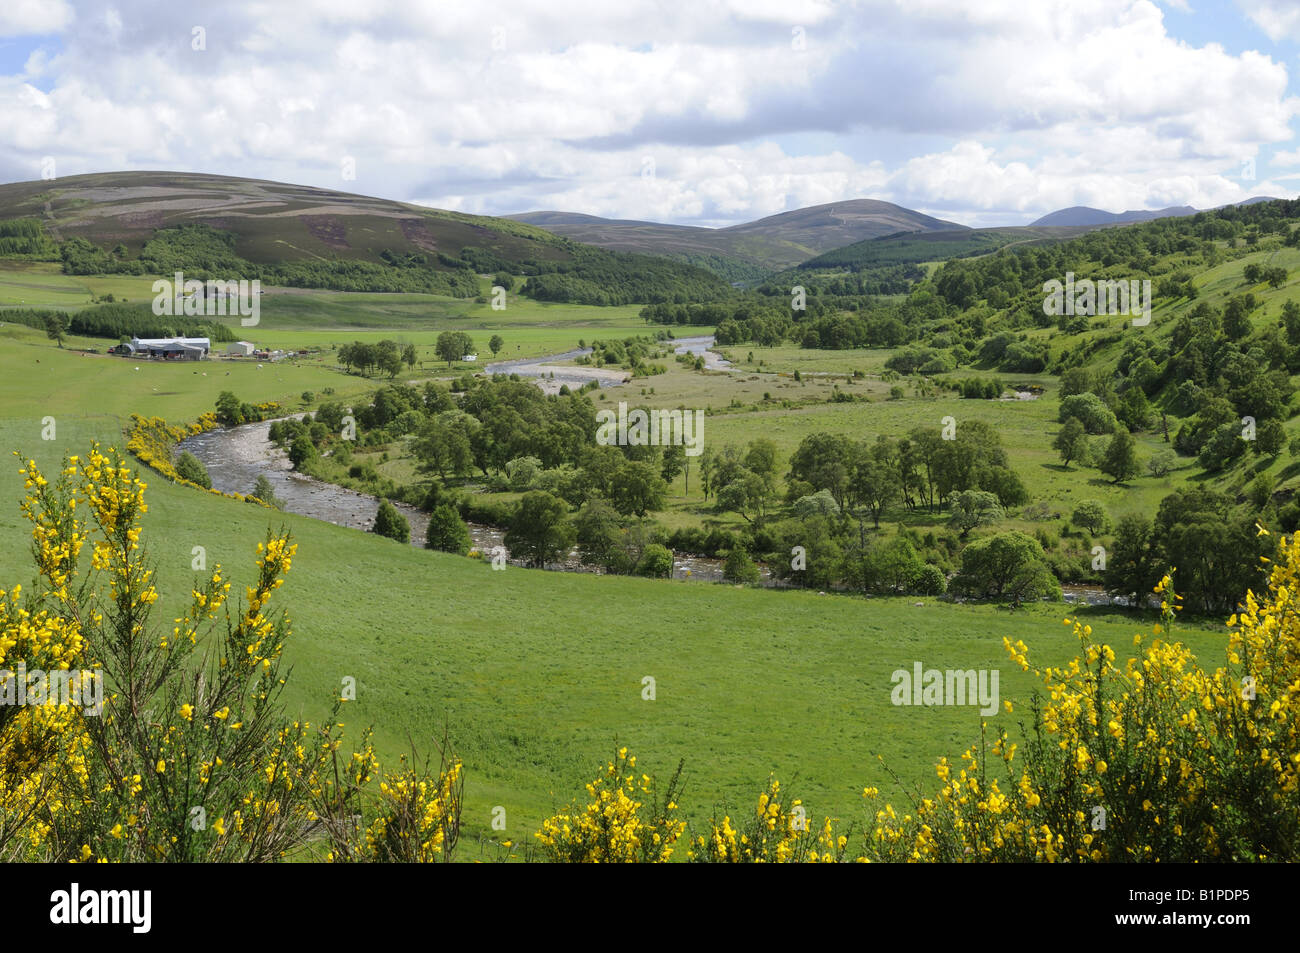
<box><xmin>177</xmin><ymin>416</ymin><xmax>744</xmax><ymax>582</ymax></box>
<box><xmin>177</xmin><ymin>337</ymin><xmax>1118</xmax><ymax>604</ymax></box>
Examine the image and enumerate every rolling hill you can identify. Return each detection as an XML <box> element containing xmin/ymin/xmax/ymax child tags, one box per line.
<box><xmin>1031</xmin><ymin>205</ymin><xmax>1197</xmax><ymax>227</ymax></box>
<box><xmin>0</xmin><ymin>170</ymin><xmax>578</xmax><ymax>265</ymax></box>
<box><xmin>0</xmin><ymin>171</ymin><xmax>734</xmax><ymax>305</ymax></box>
<box><xmin>509</xmin><ymin>199</ymin><xmax>966</xmax><ymax>271</ymax></box>
<box><xmin>795</xmin><ymin>224</ymin><xmax>1099</xmax><ymax>271</ymax></box>
<box><xmin>1031</xmin><ymin>197</ymin><xmax>1282</xmax><ymax>227</ymax></box>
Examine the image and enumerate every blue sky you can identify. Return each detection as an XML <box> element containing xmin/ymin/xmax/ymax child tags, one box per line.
<box><xmin>1</xmin><ymin>0</ymin><xmax>1299</xmax><ymax>228</ymax></box>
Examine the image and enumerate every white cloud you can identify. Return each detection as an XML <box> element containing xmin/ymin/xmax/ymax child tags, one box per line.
<box><xmin>0</xmin><ymin>0</ymin><xmax>73</xmax><ymax>37</ymax></box>
<box><xmin>1237</xmin><ymin>0</ymin><xmax>1300</xmax><ymax>41</ymax></box>
<box><xmin>1271</xmin><ymin>147</ymin><xmax>1300</xmax><ymax>167</ymax></box>
<box><xmin>0</xmin><ymin>0</ymin><xmax>1294</xmax><ymax>226</ymax></box>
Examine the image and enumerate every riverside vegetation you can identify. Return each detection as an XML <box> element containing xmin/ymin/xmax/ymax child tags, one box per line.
<box><xmin>7</xmin><ymin>183</ymin><xmax>1300</xmax><ymax>858</ymax></box>
<box><xmin>2</xmin><ymin>446</ymin><xmax>1295</xmax><ymax>861</ymax></box>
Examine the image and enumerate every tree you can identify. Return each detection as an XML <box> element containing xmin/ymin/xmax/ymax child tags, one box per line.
<box><xmin>425</xmin><ymin>503</ymin><xmax>471</xmax><ymax>555</ymax></box>
<box><xmin>788</xmin><ymin>432</ymin><xmax>854</xmax><ymax>509</ymax></box>
<box><xmin>1102</xmin><ymin>513</ymin><xmax>1158</xmax><ymax>606</ymax></box>
<box><xmin>979</xmin><ymin>465</ymin><xmax>1028</xmax><ymax>509</ymax></box>
<box><xmin>402</xmin><ymin>343</ymin><xmax>418</xmax><ymax>370</ymax></box>
<box><xmin>722</xmin><ymin>547</ymin><xmax>760</xmax><ymax>584</ymax></box>
<box><xmin>574</xmin><ymin>498</ymin><xmax>623</xmax><ymax>566</ymax></box>
<box><xmin>715</xmin><ymin>468</ymin><xmax>772</xmax><ymax>524</ymax></box>
<box><xmin>251</xmin><ymin>474</ymin><xmax>283</xmax><ymax>509</ymax></box>
<box><xmin>951</xmin><ymin>531</ymin><xmax>1059</xmax><ymax>605</ymax></box>
<box><xmin>1117</xmin><ymin>387</ymin><xmax>1152</xmax><ymax>432</ymax></box>
<box><xmin>610</xmin><ymin>460</ymin><xmax>668</xmax><ymax>517</ymax></box>
<box><xmin>847</xmin><ymin>536</ymin><xmax>929</xmax><ymax>594</ymax></box>
<box><xmin>489</xmin><ymin>334</ymin><xmax>504</xmax><ymax>358</ymax></box>
<box><xmin>1154</xmin><ymin>486</ymin><xmax>1269</xmax><ymax>615</ymax></box>
<box><xmin>215</xmin><ymin>390</ymin><xmax>244</xmax><ymax>426</ymax></box>
<box><xmin>44</xmin><ymin>312</ymin><xmax>69</xmax><ymax>348</ymax></box>
<box><xmin>660</xmin><ymin>445</ymin><xmax>686</xmax><ymax>485</ymax></box>
<box><xmin>636</xmin><ymin>543</ymin><xmax>674</xmax><ymax>578</ymax></box>
<box><xmin>948</xmin><ymin>489</ymin><xmax>1003</xmax><ymax>538</ymax></box>
<box><xmin>1147</xmin><ymin>450</ymin><xmax>1176</xmax><ymax>478</ymax></box>
<box><xmin>175</xmin><ymin>451</ymin><xmax>212</xmax><ymax>489</ymax></box>
<box><xmin>1059</xmin><ymin>393</ymin><xmax>1117</xmax><ymax>434</ymax></box>
<box><xmin>849</xmin><ymin>450</ymin><xmax>901</xmax><ymax>530</ymax></box>
<box><xmin>792</xmin><ymin>490</ymin><xmax>841</xmax><ymax>520</ymax></box>
<box><xmin>504</xmin><ymin>492</ymin><xmax>575</xmax><ymax>568</ymax></box>
<box><xmin>1099</xmin><ymin>430</ymin><xmax>1141</xmax><ymax>484</ymax></box>
<box><xmin>436</xmin><ymin>331</ymin><xmax>474</xmax><ymax>367</ymax></box>
<box><xmin>288</xmin><ymin>435</ymin><xmax>318</xmax><ymax>471</ymax></box>
<box><xmin>744</xmin><ymin>439</ymin><xmax>780</xmax><ymax>485</ymax></box>
<box><xmin>412</xmin><ymin>412</ymin><xmax>477</xmax><ymax>479</ymax></box>
<box><xmin>1255</xmin><ymin>418</ymin><xmax>1286</xmax><ymax>457</ymax></box>
<box><xmin>1058</xmin><ymin>366</ymin><xmax>1092</xmax><ymax>399</ymax></box>
<box><xmin>1249</xmin><ymin>473</ymin><xmax>1274</xmax><ymax>510</ymax></box>
<box><xmin>376</xmin><ymin>340</ymin><xmax>404</xmax><ymax>378</ymax></box>
<box><xmin>372</xmin><ymin>500</ymin><xmax>410</xmax><ymax>543</ymax></box>
<box><xmin>1071</xmin><ymin>500</ymin><xmax>1109</xmax><ymax>535</ymax></box>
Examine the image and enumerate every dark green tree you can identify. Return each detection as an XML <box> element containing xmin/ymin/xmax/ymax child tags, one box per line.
<box><xmin>1100</xmin><ymin>430</ymin><xmax>1141</xmax><ymax>484</ymax></box>
<box><xmin>504</xmin><ymin>492</ymin><xmax>575</xmax><ymax>568</ymax></box>
<box><xmin>372</xmin><ymin>500</ymin><xmax>410</xmax><ymax>543</ymax></box>
<box><xmin>425</xmin><ymin>503</ymin><xmax>471</xmax><ymax>555</ymax></box>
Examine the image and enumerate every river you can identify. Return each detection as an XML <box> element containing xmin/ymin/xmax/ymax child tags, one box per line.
<box><xmin>177</xmin><ymin>337</ymin><xmax>1124</xmax><ymax>604</ymax></box>
<box><xmin>177</xmin><ymin>416</ymin><xmax>744</xmax><ymax>582</ymax></box>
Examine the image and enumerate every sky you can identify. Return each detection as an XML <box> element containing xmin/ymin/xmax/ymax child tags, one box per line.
<box><xmin>2</xmin><ymin>0</ymin><xmax>1300</xmax><ymax>228</ymax></box>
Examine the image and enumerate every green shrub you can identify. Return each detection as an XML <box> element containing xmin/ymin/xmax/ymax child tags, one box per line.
<box><xmin>175</xmin><ymin>451</ymin><xmax>212</xmax><ymax>489</ymax></box>
<box><xmin>372</xmin><ymin>500</ymin><xmax>410</xmax><ymax>543</ymax></box>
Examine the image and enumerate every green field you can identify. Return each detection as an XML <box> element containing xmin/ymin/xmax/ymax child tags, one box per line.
<box><xmin>0</xmin><ymin>324</ymin><xmax>1227</xmax><ymax>847</ymax></box>
<box><xmin>0</xmin><ymin>413</ymin><xmax>1226</xmax><ymax>844</ymax></box>
<box><xmin>5</xmin><ymin>200</ymin><xmax>1292</xmax><ymax>857</ymax></box>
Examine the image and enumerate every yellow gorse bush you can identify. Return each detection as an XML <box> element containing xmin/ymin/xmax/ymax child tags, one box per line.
<box><xmin>8</xmin><ymin>444</ymin><xmax>1297</xmax><ymax>863</ymax></box>
<box><xmin>861</xmin><ymin>536</ymin><xmax>1298</xmax><ymax>862</ymax></box>
<box><xmin>354</xmin><ymin>757</ymin><xmax>463</xmax><ymax>863</ymax></box>
<box><xmin>535</xmin><ymin>746</ymin><xmax>686</xmax><ymax>862</ymax></box>
<box><xmin>0</xmin><ymin>444</ymin><xmax>460</xmax><ymax>862</ymax></box>
<box><xmin>689</xmin><ymin>776</ymin><xmax>854</xmax><ymax>863</ymax></box>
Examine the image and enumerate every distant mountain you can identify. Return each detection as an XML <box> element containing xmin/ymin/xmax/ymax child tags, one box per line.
<box><xmin>0</xmin><ymin>171</ymin><xmax>734</xmax><ymax>304</ymax></box>
<box><xmin>0</xmin><ymin>170</ymin><xmax>578</xmax><ymax>266</ymax></box>
<box><xmin>508</xmin><ymin>199</ymin><xmax>966</xmax><ymax>271</ymax></box>
<box><xmin>1218</xmin><ymin>196</ymin><xmax>1282</xmax><ymax>208</ymax></box>
<box><xmin>1032</xmin><ymin>197</ymin><xmax>1282</xmax><ymax>228</ymax></box>
<box><xmin>797</xmin><ymin>224</ymin><xmax>1100</xmax><ymax>272</ymax></box>
<box><xmin>1031</xmin><ymin>205</ymin><xmax>1196</xmax><ymax>227</ymax></box>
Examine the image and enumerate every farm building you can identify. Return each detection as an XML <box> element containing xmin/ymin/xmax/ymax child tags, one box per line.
<box><xmin>226</xmin><ymin>341</ymin><xmax>256</xmax><ymax>356</ymax></box>
<box><xmin>117</xmin><ymin>337</ymin><xmax>210</xmax><ymax>361</ymax></box>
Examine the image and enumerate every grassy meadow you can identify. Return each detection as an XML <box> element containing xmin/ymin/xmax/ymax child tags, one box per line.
<box><xmin>0</xmin><ymin>302</ymin><xmax>1229</xmax><ymax>848</ymax></box>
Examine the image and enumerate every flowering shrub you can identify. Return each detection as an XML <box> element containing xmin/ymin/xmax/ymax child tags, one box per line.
<box><xmin>535</xmin><ymin>747</ymin><xmax>686</xmax><ymax>862</ymax></box>
<box><xmin>861</xmin><ymin>542</ymin><xmax>1298</xmax><ymax>862</ymax></box>
<box><xmin>7</xmin><ymin>444</ymin><xmax>1297</xmax><ymax>863</ymax></box>
<box><xmin>1</xmin><ymin>445</ymin><xmax>459</xmax><ymax>862</ymax></box>
<box><xmin>689</xmin><ymin>777</ymin><xmax>852</xmax><ymax>863</ymax></box>
<box><xmin>566</xmin><ymin>536</ymin><xmax>1300</xmax><ymax>863</ymax></box>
